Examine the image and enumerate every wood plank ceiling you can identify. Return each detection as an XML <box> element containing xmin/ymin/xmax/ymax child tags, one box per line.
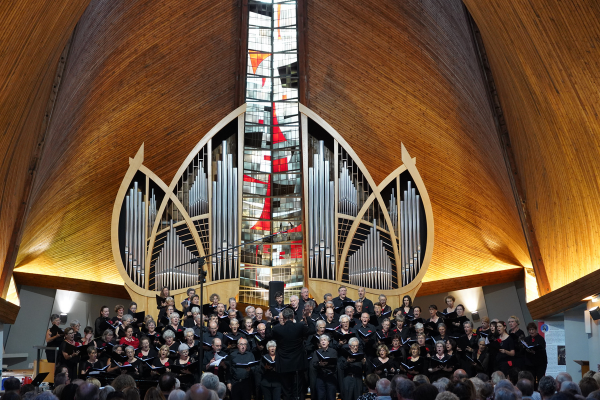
<box><xmin>12</xmin><ymin>0</ymin><xmax>240</xmax><ymax>284</ymax></box>
<box><xmin>0</xmin><ymin>0</ymin><xmax>91</xmax><ymax>296</ymax></box>
<box><xmin>464</xmin><ymin>0</ymin><xmax>600</xmax><ymax>292</ymax></box>
<box><xmin>305</xmin><ymin>0</ymin><xmax>532</xmax><ymax>283</ymax></box>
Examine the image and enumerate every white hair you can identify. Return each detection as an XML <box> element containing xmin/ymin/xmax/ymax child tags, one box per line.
<box><xmin>266</xmin><ymin>340</ymin><xmax>277</xmax><ymax>349</ymax></box>
<box><xmin>348</xmin><ymin>337</ymin><xmax>359</xmax><ymax>346</ymax></box>
<box><xmin>178</xmin><ymin>343</ymin><xmax>189</xmax><ymax>352</ymax></box>
<box><xmin>320</xmin><ymin>334</ymin><xmax>331</xmax><ymax>342</ymax></box>
<box><xmin>339</xmin><ymin>315</ymin><xmax>350</xmax><ymax>323</ymax></box>
<box><xmin>125</xmin><ymin>345</ymin><xmax>135</xmax><ymax>352</ymax></box>
<box><xmin>290</xmin><ymin>295</ymin><xmax>299</xmax><ymax>301</ymax></box>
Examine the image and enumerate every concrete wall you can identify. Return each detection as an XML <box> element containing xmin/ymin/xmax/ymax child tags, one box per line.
<box><xmin>483</xmin><ymin>281</ymin><xmax>530</xmax><ymax>326</ymax></box>
<box><xmin>564</xmin><ymin>305</ymin><xmax>588</xmax><ymax>379</ymax></box>
<box><xmin>3</xmin><ymin>286</ymin><xmax>130</xmax><ymax>370</ymax></box>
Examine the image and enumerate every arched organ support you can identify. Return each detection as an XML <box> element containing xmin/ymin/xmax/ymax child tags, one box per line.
<box><xmin>308</xmin><ymin>140</ymin><xmax>335</xmax><ymax>280</ymax></box>
<box><xmin>348</xmin><ymin>219</ymin><xmax>393</xmax><ymax>290</ymax></box>
<box><xmin>125</xmin><ymin>182</ymin><xmax>146</xmax><ymax>288</ymax></box>
<box><xmin>400</xmin><ymin>181</ymin><xmax>422</xmax><ymax>286</ymax></box>
<box><xmin>211</xmin><ymin>140</ymin><xmax>239</xmax><ymax>280</ymax></box>
<box><xmin>339</xmin><ymin>161</ymin><xmax>358</xmax><ymax>216</ymax></box>
<box><xmin>155</xmin><ymin>220</ymin><xmax>198</xmax><ymax>289</ymax></box>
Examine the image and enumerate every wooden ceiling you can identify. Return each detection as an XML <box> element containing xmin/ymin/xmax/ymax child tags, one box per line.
<box><xmin>4</xmin><ymin>0</ymin><xmax>599</xmax><ymax>302</ymax></box>
<box><xmin>305</xmin><ymin>0</ymin><xmax>532</xmax><ymax>282</ymax></box>
<box><xmin>12</xmin><ymin>0</ymin><xmax>240</xmax><ymax>284</ymax></box>
<box><xmin>464</xmin><ymin>0</ymin><xmax>600</xmax><ymax>291</ymax></box>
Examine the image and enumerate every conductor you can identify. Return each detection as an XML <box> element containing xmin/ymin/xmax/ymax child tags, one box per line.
<box><xmin>272</xmin><ymin>306</ymin><xmax>315</xmax><ymax>400</ymax></box>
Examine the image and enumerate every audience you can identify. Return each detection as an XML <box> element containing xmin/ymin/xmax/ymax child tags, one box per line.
<box><xmin>414</xmin><ymin>384</ymin><xmax>441</xmax><ymax>400</ymax></box>
<box><xmin>377</xmin><ymin>378</ymin><xmax>393</xmax><ymax>400</ymax></box>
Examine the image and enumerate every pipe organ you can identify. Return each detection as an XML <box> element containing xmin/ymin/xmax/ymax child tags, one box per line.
<box><xmin>308</xmin><ymin>141</ymin><xmax>335</xmax><ymax>280</ymax></box>
<box><xmin>113</xmin><ymin>106</ymin><xmax>432</xmax><ymax>302</ymax></box>
<box><xmin>348</xmin><ymin>219</ymin><xmax>393</xmax><ymax>290</ymax></box>
<box><xmin>211</xmin><ymin>140</ymin><xmax>239</xmax><ymax>281</ymax></box>
<box><xmin>401</xmin><ymin>181</ymin><xmax>422</xmax><ymax>286</ymax></box>
<box><xmin>124</xmin><ymin>182</ymin><xmax>146</xmax><ymax>288</ymax></box>
<box><xmin>154</xmin><ymin>221</ymin><xmax>198</xmax><ymax>289</ymax></box>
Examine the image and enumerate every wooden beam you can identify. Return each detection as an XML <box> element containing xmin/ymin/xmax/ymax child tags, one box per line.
<box><xmin>234</xmin><ymin>0</ymin><xmax>248</xmax><ymax>108</ymax></box>
<box><xmin>13</xmin><ymin>272</ymin><xmax>131</xmax><ymax>300</ymax></box>
<box><xmin>527</xmin><ymin>269</ymin><xmax>600</xmax><ymax>320</ymax></box>
<box><xmin>417</xmin><ymin>268</ymin><xmax>524</xmax><ymax>297</ymax></box>
<box><xmin>0</xmin><ymin>297</ymin><xmax>21</xmax><ymax>324</ymax></box>
<box><xmin>465</xmin><ymin>10</ymin><xmax>551</xmax><ymax>296</ymax></box>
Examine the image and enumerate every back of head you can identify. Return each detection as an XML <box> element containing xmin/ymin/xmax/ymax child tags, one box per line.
<box><xmin>507</xmin><ymin>369</ymin><xmax>519</xmax><ymax>386</ymax></box>
<box><xmin>494</xmin><ymin>389</ymin><xmax>517</xmax><ymax>400</ymax></box>
<box><xmin>112</xmin><ymin>375</ymin><xmax>136</xmax><ymax>392</ymax></box>
<box><xmin>36</xmin><ymin>392</ymin><xmax>59</xmax><ymax>400</ymax></box>
<box><xmin>414</xmin><ymin>376</ymin><xmax>431</xmax><ymax>385</ymax></box>
<box><xmin>4</xmin><ymin>377</ymin><xmax>22</xmax><ymax>392</ymax></box>
<box><xmin>397</xmin><ymin>378</ymin><xmax>416</xmax><ymax>400</ymax></box>
<box><xmin>518</xmin><ymin>372</ymin><xmax>535</xmax><ymax>384</ymax></box>
<box><xmin>480</xmin><ymin>383</ymin><xmax>494</xmax><ymax>400</ymax></box>
<box><xmin>54</xmin><ymin>385</ymin><xmax>67</xmax><ymax>398</ymax></box>
<box><xmin>281</xmin><ymin>308</ymin><xmax>294</xmax><ymax>320</ymax></box>
<box><xmin>142</xmin><ymin>388</ymin><xmax>164</xmax><ymax>400</ymax></box>
<box><xmin>551</xmin><ymin>393</ymin><xmax>576</xmax><ymax>400</ymax></box>
<box><xmin>21</xmin><ymin>384</ymin><xmax>35</xmax><ymax>396</ymax></box>
<box><xmin>516</xmin><ymin>380</ymin><xmax>534</xmax><ymax>397</ymax></box>
<box><xmin>594</xmin><ymin>373</ymin><xmax>600</xmax><ymax>389</ymax></box>
<box><xmin>492</xmin><ymin>372</ymin><xmax>506</xmax><ymax>386</ymax></box>
<box><xmin>469</xmin><ymin>378</ymin><xmax>485</xmax><ymax>399</ymax></box>
<box><xmin>579</xmin><ymin>377</ymin><xmax>600</xmax><ymax>397</ymax></box>
<box><xmin>560</xmin><ymin>382</ymin><xmax>581</xmax><ymax>396</ymax></box>
<box><xmin>449</xmin><ymin>380</ymin><xmax>476</xmax><ymax>400</ymax></box>
<box><xmin>216</xmin><ymin>383</ymin><xmax>226</xmax><ymax>400</ymax></box>
<box><xmin>75</xmin><ymin>383</ymin><xmax>100</xmax><ymax>400</ymax></box>
<box><xmin>587</xmin><ymin>389</ymin><xmax>600</xmax><ymax>400</ymax></box>
<box><xmin>123</xmin><ymin>387</ymin><xmax>140</xmax><ymax>400</ymax></box>
<box><xmin>62</xmin><ymin>384</ymin><xmax>80</xmax><ymax>400</ymax></box>
<box><xmin>557</xmin><ymin>373</ymin><xmax>573</xmax><ymax>388</ymax></box>
<box><xmin>477</xmin><ymin>374</ymin><xmax>490</xmax><ymax>383</ymax></box>
<box><xmin>538</xmin><ymin>376</ymin><xmax>556</xmax><ymax>398</ymax></box>
<box><xmin>159</xmin><ymin>374</ymin><xmax>177</xmax><ymax>394</ymax></box>
<box><xmin>200</xmin><ymin>373</ymin><xmax>219</xmax><ymax>391</ymax></box>
<box><xmin>167</xmin><ymin>390</ymin><xmax>185</xmax><ymax>400</ymax></box>
<box><xmin>433</xmin><ymin>381</ymin><xmax>448</xmax><ymax>394</ymax></box>
<box><xmin>377</xmin><ymin>379</ymin><xmax>392</xmax><ymax>396</ymax></box>
<box><xmin>414</xmin><ymin>384</ymin><xmax>440</xmax><ymax>400</ymax></box>
<box><xmin>183</xmin><ymin>384</ymin><xmax>212</xmax><ymax>400</ymax></box>
<box><xmin>494</xmin><ymin>380</ymin><xmax>514</xmax><ymax>394</ymax></box>
<box><xmin>367</xmin><ymin>374</ymin><xmax>382</xmax><ymax>391</ymax></box>
<box><xmin>2</xmin><ymin>392</ymin><xmax>22</xmax><ymax>400</ymax></box>
<box><xmin>99</xmin><ymin>386</ymin><xmax>115</xmax><ymax>400</ymax></box>
<box><xmin>55</xmin><ymin>374</ymin><xmax>68</xmax><ymax>387</ymax></box>
<box><xmin>454</xmin><ymin>370</ymin><xmax>469</xmax><ymax>383</ymax></box>
<box><xmin>435</xmin><ymin>392</ymin><xmax>460</xmax><ymax>400</ymax></box>
<box><xmin>106</xmin><ymin>392</ymin><xmax>126</xmax><ymax>400</ymax></box>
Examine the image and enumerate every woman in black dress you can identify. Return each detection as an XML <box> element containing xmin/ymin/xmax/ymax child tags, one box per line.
<box><xmin>81</xmin><ymin>347</ymin><xmax>104</xmax><ymax>377</ymax></box>
<box><xmin>435</xmin><ymin>323</ymin><xmax>450</xmax><ymax>343</ymax></box>
<box><xmin>524</xmin><ymin>322</ymin><xmax>547</xmax><ymax>389</ymax></box>
<box><xmin>58</xmin><ymin>327</ymin><xmax>82</xmax><ymax>380</ymax></box>
<box><xmin>401</xmin><ymin>296</ymin><xmax>414</xmax><ymax>317</ymax></box>
<box><xmin>112</xmin><ymin>305</ymin><xmax>125</xmax><ymax>325</ymax></box>
<box><xmin>485</xmin><ymin>321</ymin><xmax>500</xmax><ymax>376</ymax></box>
<box><xmin>119</xmin><ymin>345</ymin><xmax>142</xmax><ymax>377</ymax></box>
<box><xmin>494</xmin><ymin>321</ymin><xmax>515</xmax><ymax>375</ymax></box>
<box><xmin>428</xmin><ymin>341</ymin><xmax>453</xmax><ymax>381</ymax></box>
<box><xmin>400</xmin><ymin>343</ymin><xmax>425</xmax><ymax>380</ymax></box>
<box><xmin>45</xmin><ymin>314</ymin><xmax>63</xmax><ymax>363</ymax></box>
<box><xmin>457</xmin><ymin>320</ymin><xmax>478</xmax><ymax>371</ymax></box>
<box><xmin>371</xmin><ymin>344</ymin><xmax>397</xmax><ymax>379</ymax></box>
<box><xmin>259</xmin><ymin>340</ymin><xmax>283</xmax><ymax>400</ymax></box>
<box><xmin>470</xmin><ymin>337</ymin><xmax>489</xmax><ymax>377</ymax></box>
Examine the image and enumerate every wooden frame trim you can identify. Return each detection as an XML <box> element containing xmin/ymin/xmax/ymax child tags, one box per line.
<box><xmin>417</xmin><ymin>268</ymin><xmax>524</xmax><ymax>297</ymax></box>
<box><xmin>13</xmin><ymin>271</ymin><xmax>131</xmax><ymax>300</ymax></box>
<box><xmin>0</xmin><ymin>297</ymin><xmax>20</xmax><ymax>324</ymax></box>
<box><xmin>527</xmin><ymin>268</ymin><xmax>600</xmax><ymax>320</ymax></box>
<box><xmin>234</xmin><ymin>0</ymin><xmax>249</xmax><ymax>107</ymax></box>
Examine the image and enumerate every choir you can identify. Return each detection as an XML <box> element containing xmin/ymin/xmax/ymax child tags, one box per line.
<box><xmin>43</xmin><ymin>286</ymin><xmax>550</xmax><ymax>400</ymax></box>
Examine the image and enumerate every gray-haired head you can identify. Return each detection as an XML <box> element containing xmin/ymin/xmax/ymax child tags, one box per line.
<box><xmin>266</xmin><ymin>340</ymin><xmax>277</xmax><ymax>350</ymax></box>
<box><xmin>495</xmin><ymin>389</ymin><xmax>517</xmax><ymax>400</ymax></box>
<box><xmin>316</xmin><ymin>320</ymin><xmax>326</xmax><ymax>327</ymax></box>
<box><xmin>538</xmin><ymin>376</ymin><xmax>557</xmax><ymax>398</ymax></box>
<box><xmin>560</xmin><ymin>381</ymin><xmax>581</xmax><ymax>396</ymax></box>
<box><xmin>122</xmin><ymin>314</ymin><xmax>133</xmax><ymax>322</ymax></box>
<box><xmin>70</xmin><ymin>319</ymin><xmax>80</xmax><ymax>327</ymax></box>
<box><xmin>125</xmin><ymin>345</ymin><xmax>135</xmax><ymax>352</ymax></box>
<box><xmin>35</xmin><ymin>392</ymin><xmax>59</xmax><ymax>400</ymax></box>
<box><xmin>396</xmin><ymin>378</ymin><xmax>415</xmax><ymax>400</ymax></box>
<box><xmin>348</xmin><ymin>337</ymin><xmax>359</xmax><ymax>346</ymax></box>
<box><xmin>200</xmin><ymin>372</ymin><xmax>219</xmax><ymax>391</ymax></box>
<box><xmin>178</xmin><ymin>343</ymin><xmax>189</xmax><ymax>352</ymax></box>
<box><xmin>376</xmin><ymin>378</ymin><xmax>392</xmax><ymax>396</ymax></box>
<box><xmin>163</xmin><ymin>330</ymin><xmax>175</xmax><ymax>339</ymax></box>
<box><xmin>184</xmin><ymin>328</ymin><xmax>195</xmax><ymax>337</ymax></box>
<box><xmin>217</xmin><ymin>383</ymin><xmax>226</xmax><ymax>400</ymax></box>
<box><xmin>290</xmin><ymin>295</ymin><xmax>298</xmax><ymax>301</ymax></box>
<box><xmin>339</xmin><ymin>315</ymin><xmax>350</xmax><ymax>323</ymax></box>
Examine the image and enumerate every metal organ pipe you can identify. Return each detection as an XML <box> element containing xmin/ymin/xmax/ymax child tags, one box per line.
<box><xmin>348</xmin><ymin>219</ymin><xmax>392</xmax><ymax>290</ymax></box>
<box><xmin>308</xmin><ymin>141</ymin><xmax>335</xmax><ymax>280</ymax></box>
<box><xmin>339</xmin><ymin>161</ymin><xmax>358</xmax><ymax>216</ymax></box>
<box><xmin>211</xmin><ymin>141</ymin><xmax>238</xmax><ymax>281</ymax></box>
<box><xmin>188</xmin><ymin>158</ymin><xmax>208</xmax><ymax>217</ymax></box>
<box><xmin>400</xmin><ymin>180</ymin><xmax>422</xmax><ymax>286</ymax></box>
<box><xmin>124</xmin><ymin>182</ymin><xmax>146</xmax><ymax>288</ymax></box>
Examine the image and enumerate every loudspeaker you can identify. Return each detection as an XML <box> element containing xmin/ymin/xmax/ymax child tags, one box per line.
<box><xmin>269</xmin><ymin>281</ymin><xmax>285</xmax><ymax>307</ymax></box>
<box><xmin>590</xmin><ymin>306</ymin><xmax>600</xmax><ymax>321</ymax></box>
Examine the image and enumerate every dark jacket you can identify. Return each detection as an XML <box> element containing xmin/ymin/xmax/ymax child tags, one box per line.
<box><xmin>272</xmin><ymin>319</ymin><xmax>315</xmax><ymax>373</ymax></box>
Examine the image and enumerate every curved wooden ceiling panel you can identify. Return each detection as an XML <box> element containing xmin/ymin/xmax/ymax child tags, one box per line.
<box><xmin>305</xmin><ymin>0</ymin><xmax>532</xmax><ymax>281</ymax></box>
<box><xmin>0</xmin><ymin>0</ymin><xmax>90</xmax><ymax>294</ymax></box>
<box><xmin>14</xmin><ymin>0</ymin><xmax>240</xmax><ymax>283</ymax></box>
<box><xmin>464</xmin><ymin>0</ymin><xmax>600</xmax><ymax>291</ymax></box>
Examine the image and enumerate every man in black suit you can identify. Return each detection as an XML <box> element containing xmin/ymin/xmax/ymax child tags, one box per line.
<box><xmin>332</xmin><ymin>285</ymin><xmax>353</xmax><ymax>315</ymax></box>
<box><xmin>272</xmin><ymin>307</ymin><xmax>315</xmax><ymax>400</ymax></box>
<box><xmin>357</xmin><ymin>286</ymin><xmax>374</xmax><ymax>315</ymax></box>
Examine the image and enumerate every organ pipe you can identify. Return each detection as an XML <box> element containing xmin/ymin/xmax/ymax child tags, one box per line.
<box><xmin>400</xmin><ymin>181</ymin><xmax>422</xmax><ymax>286</ymax></box>
<box><xmin>348</xmin><ymin>219</ymin><xmax>392</xmax><ymax>290</ymax></box>
<box><xmin>211</xmin><ymin>140</ymin><xmax>239</xmax><ymax>280</ymax></box>
<box><xmin>308</xmin><ymin>141</ymin><xmax>335</xmax><ymax>279</ymax></box>
<box><xmin>188</xmin><ymin>156</ymin><xmax>208</xmax><ymax>217</ymax></box>
<box><xmin>155</xmin><ymin>220</ymin><xmax>197</xmax><ymax>290</ymax></box>
<box><xmin>339</xmin><ymin>161</ymin><xmax>358</xmax><ymax>216</ymax></box>
<box><xmin>124</xmin><ymin>182</ymin><xmax>145</xmax><ymax>288</ymax></box>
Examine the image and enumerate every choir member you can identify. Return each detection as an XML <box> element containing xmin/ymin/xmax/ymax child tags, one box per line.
<box><xmin>392</xmin><ymin>314</ymin><xmax>410</xmax><ymax>341</ymax></box>
<box><xmin>59</xmin><ymin>327</ymin><xmax>81</xmax><ymax>380</ymax></box>
<box><xmin>337</xmin><ymin>315</ymin><xmax>356</xmax><ymax>347</ymax></box>
<box><xmin>428</xmin><ymin>341</ymin><xmax>453</xmax><ymax>381</ymax></box>
<box><xmin>495</xmin><ymin>320</ymin><xmax>515</xmax><ymax>375</ymax></box>
<box><xmin>357</xmin><ymin>287</ymin><xmax>374</xmax><ymax>315</ymax></box>
<box><xmin>162</xmin><ymin>330</ymin><xmax>179</xmax><ymax>353</ymax></box>
<box><xmin>184</xmin><ymin>295</ymin><xmax>200</xmax><ymax>320</ymax></box>
<box><xmin>96</xmin><ymin>329</ymin><xmax>116</xmax><ymax>365</ymax></box>
<box><xmin>205</xmin><ymin>293</ymin><xmax>221</xmax><ymax>320</ymax></box>
<box><xmin>324</xmin><ymin>308</ymin><xmax>339</xmax><ymax>330</ymax></box>
<box><xmin>152</xmin><ymin>345</ymin><xmax>172</xmax><ymax>375</ymax></box>
<box><xmin>299</xmin><ymin>287</ymin><xmax>310</xmax><ymax>311</ymax></box>
<box><xmin>410</xmin><ymin>307</ymin><xmax>425</xmax><ymax>332</ymax></box>
<box><xmin>470</xmin><ymin>337</ymin><xmax>489</xmax><ymax>377</ymax></box>
<box><xmin>401</xmin><ymin>295</ymin><xmax>414</xmax><ymax>317</ymax></box>
<box><xmin>315</xmin><ymin>293</ymin><xmax>333</xmax><ymax>316</ymax></box>
<box><xmin>81</xmin><ymin>347</ymin><xmax>104</xmax><ymax>377</ymax></box>
<box><xmin>476</xmin><ymin>317</ymin><xmax>491</xmax><ymax>338</ymax></box>
<box><xmin>138</xmin><ymin>336</ymin><xmax>158</xmax><ymax>359</ymax></box>
<box><xmin>416</xmin><ymin>333</ymin><xmax>433</xmax><ymax>357</ymax></box>
<box><xmin>376</xmin><ymin>318</ymin><xmax>392</xmax><ymax>345</ymax></box>
<box><xmin>157</xmin><ymin>287</ymin><xmax>170</xmax><ymax>309</ymax></box>
<box><xmin>332</xmin><ymin>285</ymin><xmax>353</xmax><ymax>314</ymax></box>
<box><xmin>81</xmin><ymin>326</ymin><xmax>94</xmax><ymax>346</ymax></box>
<box><xmin>182</xmin><ymin>328</ymin><xmax>199</xmax><ymax>359</ymax></box>
<box><xmin>119</xmin><ymin>325</ymin><xmax>140</xmax><ymax>349</ymax></box>
<box><xmin>372</xmin><ymin>303</ymin><xmax>384</xmax><ymax>326</ymax></box>
<box><xmin>252</xmin><ymin>323</ymin><xmax>270</xmax><ymax>357</ymax></box>
<box><xmin>192</xmin><ymin>315</ymin><xmax>204</xmax><ymax>337</ymax></box>
<box><xmin>241</xmin><ymin>317</ymin><xmax>256</xmax><ymax>337</ymax></box>
<box><xmin>181</xmin><ymin>288</ymin><xmax>196</xmax><ymax>310</ymax></box>
<box><xmin>203</xmin><ymin>321</ymin><xmax>224</xmax><ymax>348</ymax></box>
<box><xmin>371</xmin><ymin>344</ymin><xmax>396</xmax><ymax>379</ymax></box>
<box><xmin>70</xmin><ymin>320</ymin><xmax>82</xmax><ymax>342</ymax></box>
<box><xmin>166</xmin><ymin>313</ymin><xmax>184</xmax><ymax>337</ymax></box>
<box><xmin>269</xmin><ymin>291</ymin><xmax>286</xmax><ymax>319</ymax></box>
<box><xmin>95</xmin><ymin>306</ymin><xmax>110</xmax><ymax>336</ymax></box>
<box><xmin>353</xmin><ymin>302</ymin><xmax>364</xmax><ymax>325</ymax></box>
<box><xmin>120</xmin><ymin>345</ymin><xmax>142</xmax><ymax>376</ymax></box>
<box><xmin>313</xmin><ymin>335</ymin><xmax>338</xmax><ymax>400</ymax></box>
<box><xmin>224</xmin><ymin>318</ymin><xmax>244</xmax><ymax>352</ymax></box>
<box><xmin>426</xmin><ymin>305</ymin><xmax>442</xmax><ymax>335</ymax></box>
<box><xmin>203</xmin><ymin>338</ymin><xmax>227</xmax><ymax>379</ymax></box>
<box><xmin>445</xmin><ymin>339</ymin><xmax>457</xmax><ymax>363</ymax></box>
<box><xmin>115</xmin><ymin>314</ymin><xmax>134</xmax><ymax>339</ymax></box>
<box><xmin>145</xmin><ymin>319</ymin><xmax>162</xmax><ymax>348</ymax></box>
<box><xmin>255</xmin><ymin>308</ymin><xmax>269</xmax><ymax>326</ymax></box>
<box><xmin>227</xmin><ymin>297</ymin><xmax>244</xmax><ymax>321</ymax></box>
<box><xmin>289</xmin><ymin>295</ymin><xmax>303</xmax><ymax>321</ymax></box>
<box><xmin>226</xmin><ymin>338</ymin><xmax>255</xmax><ymax>400</ymax></box>
<box><xmin>339</xmin><ymin>337</ymin><xmax>366</xmax><ymax>400</ymax></box>
<box><xmin>435</xmin><ymin>323</ymin><xmax>449</xmax><ymax>342</ymax></box>
<box><xmin>158</xmin><ymin>299</ymin><xmax>177</xmax><ymax>324</ymax></box>
<box><xmin>259</xmin><ymin>341</ymin><xmax>282</xmax><ymax>400</ymax></box>
<box><xmin>400</xmin><ymin>343</ymin><xmax>425</xmax><ymax>379</ymax></box>
<box><xmin>523</xmin><ymin>322</ymin><xmax>547</xmax><ymax>388</ymax></box>
<box><xmin>306</xmin><ymin>320</ymin><xmax>327</xmax><ymax>359</ymax></box>
<box><xmin>106</xmin><ymin>345</ymin><xmax>124</xmax><ymax>375</ymax></box>
<box><xmin>113</xmin><ymin>305</ymin><xmax>125</xmax><ymax>324</ymax></box>
<box><xmin>449</xmin><ymin>304</ymin><xmax>470</xmax><ymax>337</ymax></box>
<box><xmin>389</xmin><ymin>335</ymin><xmax>404</xmax><ymax>361</ymax></box>
<box><xmin>356</xmin><ymin>312</ymin><xmax>377</xmax><ymax>357</ymax></box>
<box><xmin>45</xmin><ymin>314</ymin><xmax>64</xmax><ymax>363</ymax></box>
<box><xmin>485</xmin><ymin>321</ymin><xmax>499</xmax><ymax>376</ymax></box>
<box><xmin>184</xmin><ymin>307</ymin><xmax>200</xmax><ymax>329</ymax></box>
<box><xmin>457</xmin><ymin>321</ymin><xmax>478</xmax><ymax>370</ymax></box>
<box><xmin>378</xmin><ymin>295</ymin><xmax>392</xmax><ymax>316</ymax></box>
<box><xmin>173</xmin><ymin>343</ymin><xmax>196</xmax><ymax>385</ymax></box>
<box><xmin>443</xmin><ymin>295</ymin><xmax>457</xmax><ymax>315</ymax></box>
<box><xmin>508</xmin><ymin>315</ymin><xmax>526</xmax><ymax>368</ymax></box>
